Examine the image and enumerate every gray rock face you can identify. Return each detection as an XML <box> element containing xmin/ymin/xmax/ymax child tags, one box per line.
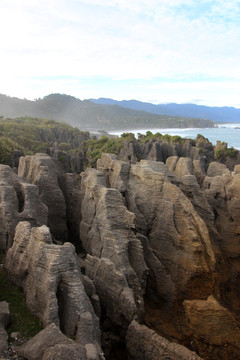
<box><xmin>203</xmin><ymin>166</ymin><xmax>240</xmax><ymax>312</ymax></box>
<box><xmin>0</xmin><ymin>302</ymin><xmax>11</xmax><ymax>353</ymax></box>
<box><xmin>58</xmin><ymin>173</ymin><xmax>82</xmax><ymax>246</ymax></box>
<box><xmin>17</xmin><ymin>323</ymin><xmax>86</xmax><ymax>360</ymax></box>
<box><xmin>126</xmin><ymin>320</ymin><xmax>202</xmax><ymax>360</ymax></box>
<box><xmin>95</xmin><ymin>154</ymin><xmax>219</xmax><ymax>346</ymax></box>
<box><xmin>98</xmin><ymin>156</ymin><xmax>215</xmax><ymax>304</ymax></box>
<box><xmin>5</xmin><ymin>221</ymin><xmax>102</xmax><ymax>357</ymax></box>
<box><xmin>207</xmin><ymin>161</ymin><xmax>231</xmax><ymax>177</ymax></box>
<box><xmin>80</xmin><ymin>167</ymin><xmax>148</xmax><ymax>326</ymax></box>
<box><xmin>18</xmin><ymin>153</ymin><xmax>68</xmax><ymax>241</ymax></box>
<box><xmin>3</xmin><ymin>148</ymin><xmax>240</xmax><ymax>360</ymax></box>
<box><xmin>0</xmin><ymin>164</ymin><xmax>47</xmax><ymax>250</ymax></box>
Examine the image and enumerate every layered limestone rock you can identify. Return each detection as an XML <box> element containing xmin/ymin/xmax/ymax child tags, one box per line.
<box><xmin>166</xmin><ymin>156</ymin><xmax>207</xmax><ymax>186</ymax></box>
<box><xmin>98</xmin><ymin>155</ymin><xmax>216</xmax><ymax>303</ymax></box>
<box><xmin>184</xmin><ymin>296</ymin><xmax>240</xmax><ymax>360</ymax></box>
<box><xmin>203</xmin><ymin>163</ymin><xmax>240</xmax><ymax>312</ymax></box>
<box><xmin>0</xmin><ymin>301</ymin><xmax>11</xmax><ymax>353</ymax></box>
<box><xmin>79</xmin><ymin>168</ymin><xmax>148</xmax><ymax>327</ymax></box>
<box><xmin>5</xmin><ymin>221</ymin><xmax>103</xmax><ymax>358</ymax></box>
<box><xmin>58</xmin><ymin>173</ymin><xmax>82</xmax><ymax>246</ymax></box>
<box><xmin>0</xmin><ymin>164</ymin><xmax>47</xmax><ymax>250</ymax></box>
<box><xmin>3</xmin><ymin>149</ymin><xmax>240</xmax><ymax>360</ymax></box>
<box><xmin>126</xmin><ymin>320</ymin><xmax>202</xmax><ymax>360</ymax></box>
<box><xmin>116</xmin><ymin>136</ymin><xmax>214</xmax><ymax>166</ymax></box>
<box><xmin>18</xmin><ymin>154</ymin><xmax>68</xmax><ymax>241</ymax></box>
<box><xmin>95</xmin><ymin>154</ymin><xmax>218</xmax><ymax>344</ymax></box>
<box><xmin>17</xmin><ymin>322</ymin><xmax>104</xmax><ymax>360</ymax></box>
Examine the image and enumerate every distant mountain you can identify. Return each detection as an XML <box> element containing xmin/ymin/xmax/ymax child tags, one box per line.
<box><xmin>0</xmin><ymin>93</ymin><xmax>213</xmax><ymax>131</ymax></box>
<box><xmin>90</xmin><ymin>98</ymin><xmax>240</xmax><ymax>123</ymax></box>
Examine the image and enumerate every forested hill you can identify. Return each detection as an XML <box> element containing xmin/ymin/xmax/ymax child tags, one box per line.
<box><xmin>0</xmin><ymin>94</ymin><xmax>214</xmax><ymax>130</ymax></box>
<box><xmin>91</xmin><ymin>98</ymin><xmax>240</xmax><ymax>123</ymax></box>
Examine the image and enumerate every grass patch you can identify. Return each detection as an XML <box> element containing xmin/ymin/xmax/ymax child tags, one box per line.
<box><xmin>0</xmin><ymin>262</ymin><xmax>42</xmax><ymax>339</ymax></box>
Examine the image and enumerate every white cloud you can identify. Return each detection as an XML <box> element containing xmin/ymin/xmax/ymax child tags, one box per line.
<box><xmin>0</xmin><ymin>0</ymin><xmax>239</xmax><ymax>105</ymax></box>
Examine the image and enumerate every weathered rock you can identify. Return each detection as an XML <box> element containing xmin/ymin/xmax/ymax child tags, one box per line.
<box><xmin>0</xmin><ymin>301</ymin><xmax>11</xmax><ymax>354</ymax></box>
<box><xmin>58</xmin><ymin>173</ymin><xmax>82</xmax><ymax>246</ymax></box>
<box><xmin>174</xmin><ymin>157</ymin><xmax>193</xmax><ymax>177</ymax></box>
<box><xmin>96</xmin><ymin>155</ymin><xmax>218</xmax><ymax>340</ymax></box>
<box><xmin>42</xmin><ymin>343</ymin><xmax>85</xmax><ymax>360</ymax></box>
<box><xmin>17</xmin><ymin>323</ymin><xmax>82</xmax><ymax>360</ymax></box>
<box><xmin>97</xmin><ymin>153</ymin><xmax>130</xmax><ymax>193</ymax></box>
<box><xmin>167</xmin><ymin>156</ymin><xmax>206</xmax><ymax>187</ymax></box>
<box><xmin>126</xmin><ymin>160</ymin><xmax>215</xmax><ymax>302</ymax></box>
<box><xmin>126</xmin><ymin>320</ymin><xmax>202</xmax><ymax>360</ymax></box>
<box><xmin>193</xmin><ymin>158</ymin><xmax>207</xmax><ymax>186</ymax></box>
<box><xmin>207</xmin><ymin>161</ymin><xmax>231</xmax><ymax>177</ymax></box>
<box><xmin>119</xmin><ymin>140</ymin><xmax>142</xmax><ymax>164</ymax></box>
<box><xmin>203</xmin><ymin>168</ymin><xmax>240</xmax><ymax>312</ymax></box>
<box><xmin>18</xmin><ymin>153</ymin><xmax>68</xmax><ymax>241</ymax></box>
<box><xmin>0</xmin><ymin>164</ymin><xmax>47</xmax><ymax>250</ymax></box>
<box><xmin>0</xmin><ymin>328</ymin><xmax>8</xmax><ymax>354</ymax></box>
<box><xmin>80</xmin><ymin>168</ymin><xmax>148</xmax><ymax>326</ymax></box>
<box><xmin>0</xmin><ymin>302</ymin><xmax>11</xmax><ymax>330</ymax></box>
<box><xmin>51</xmin><ymin>150</ymin><xmax>70</xmax><ymax>172</ymax></box>
<box><xmin>166</xmin><ymin>155</ymin><xmax>179</xmax><ymax>172</ymax></box>
<box><xmin>0</xmin><ymin>302</ymin><xmax>11</xmax><ymax>353</ymax></box>
<box><xmin>5</xmin><ymin>221</ymin><xmax>101</xmax><ymax>353</ymax></box>
<box><xmin>184</xmin><ymin>296</ymin><xmax>240</xmax><ymax>359</ymax></box>
<box><xmin>234</xmin><ymin>164</ymin><xmax>240</xmax><ymax>173</ymax></box>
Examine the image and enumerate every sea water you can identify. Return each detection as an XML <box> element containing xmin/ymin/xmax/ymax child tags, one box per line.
<box><xmin>110</xmin><ymin>123</ymin><xmax>240</xmax><ymax>150</ymax></box>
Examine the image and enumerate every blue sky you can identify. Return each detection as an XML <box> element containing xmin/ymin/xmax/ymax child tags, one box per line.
<box><xmin>0</xmin><ymin>0</ymin><xmax>240</xmax><ymax>107</ymax></box>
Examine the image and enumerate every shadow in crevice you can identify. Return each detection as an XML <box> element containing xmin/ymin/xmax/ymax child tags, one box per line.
<box><xmin>16</xmin><ymin>184</ymin><xmax>25</xmax><ymax>213</ymax></box>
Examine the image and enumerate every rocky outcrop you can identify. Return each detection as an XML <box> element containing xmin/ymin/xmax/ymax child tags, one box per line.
<box><xmin>17</xmin><ymin>322</ymin><xmax>102</xmax><ymax>360</ymax></box>
<box><xmin>203</xmin><ymin>163</ymin><xmax>240</xmax><ymax>312</ymax></box>
<box><xmin>79</xmin><ymin>168</ymin><xmax>148</xmax><ymax>327</ymax></box>
<box><xmin>18</xmin><ymin>153</ymin><xmax>68</xmax><ymax>241</ymax></box>
<box><xmin>5</xmin><ymin>221</ymin><xmax>102</xmax><ymax>359</ymax></box>
<box><xmin>0</xmin><ymin>302</ymin><xmax>11</xmax><ymax>353</ymax></box>
<box><xmin>58</xmin><ymin>173</ymin><xmax>82</xmax><ymax>247</ymax></box>
<box><xmin>184</xmin><ymin>296</ymin><xmax>240</xmax><ymax>360</ymax></box>
<box><xmin>126</xmin><ymin>320</ymin><xmax>202</xmax><ymax>360</ymax></box>
<box><xmin>0</xmin><ymin>165</ymin><xmax>47</xmax><ymax>250</ymax></box>
<box><xmin>3</xmin><ymin>148</ymin><xmax>240</xmax><ymax>360</ymax></box>
<box><xmin>117</xmin><ymin>136</ymin><xmax>214</xmax><ymax>167</ymax></box>
<box><xmin>97</xmin><ymin>155</ymin><xmax>216</xmax><ymax>305</ymax></box>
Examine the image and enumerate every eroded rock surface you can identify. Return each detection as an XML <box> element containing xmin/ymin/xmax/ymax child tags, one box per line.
<box><xmin>17</xmin><ymin>323</ymin><xmax>100</xmax><ymax>360</ymax></box>
<box><xmin>0</xmin><ymin>164</ymin><xmax>47</xmax><ymax>250</ymax></box>
<box><xmin>80</xmin><ymin>168</ymin><xmax>148</xmax><ymax>327</ymax></box>
<box><xmin>5</xmin><ymin>221</ymin><xmax>102</xmax><ymax>359</ymax></box>
<box><xmin>184</xmin><ymin>296</ymin><xmax>240</xmax><ymax>360</ymax></box>
<box><xmin>97</xmin><ymin>155</ymin><xmax>216</xmax><ymax>308</ymax></box>
<box><xmin>3</xmin><ymin>149</ymin><xmax>240</xmax><ymax>360</ymax></box>
<box><xmin>18</xmin><ymin>154</ymin><xmax>68</xmax><ymax>241</ymax></box>
<box><xmin>126</xmin><ymin>320</ymin><xmax>202</xmax><ymax>360</ymax></box>
<box><xmin>0</xmin><ymin>302</ymin><xmax>11</xmax><ymax>353</ymax></box>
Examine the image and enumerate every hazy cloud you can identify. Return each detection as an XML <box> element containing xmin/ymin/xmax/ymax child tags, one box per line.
<box><xmin>0</xmin><ymin>0</ymin><xmax>239</xmax><ymax>106</ymax></box>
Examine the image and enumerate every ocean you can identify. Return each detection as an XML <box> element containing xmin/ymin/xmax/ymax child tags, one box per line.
<box><xmin>110</xmin><ymin>123</ymin><xmax>240</xmax><ymax>150</ymax></box>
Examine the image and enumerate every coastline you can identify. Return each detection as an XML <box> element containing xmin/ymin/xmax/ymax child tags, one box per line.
<box><xmin>109</xmin><ymin>123</ymin><xmax>240</xmax><ymax>150</ymax></box>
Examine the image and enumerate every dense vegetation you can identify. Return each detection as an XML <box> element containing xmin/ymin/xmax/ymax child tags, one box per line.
<box><xmin>0</xmin><ymin>93</ymin><xmax>214</xmax><ymax>131</ymax></box>
<box><xmin>0</xmin><ymin>254</ymin><xmax>42</xmax><ymax>338</ymax></box>
<box><xmin>0</xmin><ymin>116</ymin><xmax>89</xmax><ymax>165</ymax></box>
<box><xmin>81</xmin><ymin>131</ymin><xmax>193</xmax><ymax>168</ymax></box>
<box><xmin>0</xmin><ymin>116</ymin><xmax>238</xmax><ymax>171</ymax></box>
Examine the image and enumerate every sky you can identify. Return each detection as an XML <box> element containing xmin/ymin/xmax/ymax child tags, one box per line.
<box><xmin>0</xmin><ymin>0</ymin><xmax>240</xmax><ymax>107</ymax></box>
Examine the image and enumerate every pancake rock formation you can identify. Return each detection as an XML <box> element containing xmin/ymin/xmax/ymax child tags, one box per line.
<box><xmin>5</xmin><ymin>221</ymin><xmax>104</xmax><ymax>360</ymax></box>
<box><xmin>2</xmin><ymin>150</ymin><xmax>240</xmax><ymax>360</ymax></box>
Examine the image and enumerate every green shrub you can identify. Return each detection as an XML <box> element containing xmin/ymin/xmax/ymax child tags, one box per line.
<box><xmin>0</xmin><ymin>265</ymin><xmax>42</xmax><ymax>338</ymax></box>
<box><xmin>226</xmin><ymin>147</ymin><xmax>238</xmax><ymax>158</ymax></box>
